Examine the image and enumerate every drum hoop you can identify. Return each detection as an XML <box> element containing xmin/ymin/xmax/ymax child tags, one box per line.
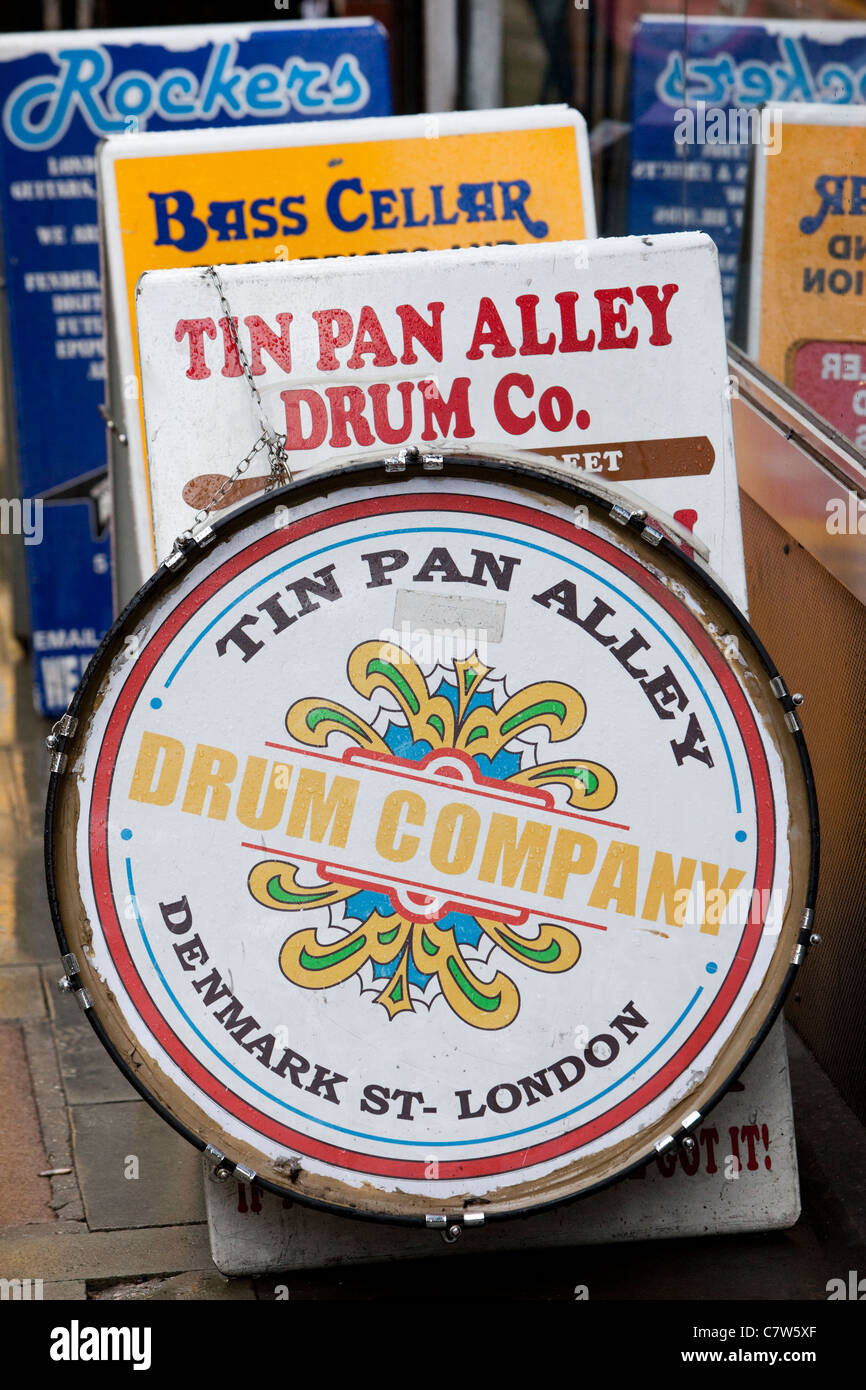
<box><xmin>44</xmin><ymin>447</ymin><xmax>819</xmax><ymax>1225</ymax></box>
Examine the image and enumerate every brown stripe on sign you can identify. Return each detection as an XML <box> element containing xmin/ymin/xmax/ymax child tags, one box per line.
<box><xmin>181</xmin><ymin>437</ymin><xmax>716</xmax><ymax>512</ymax></box>
<box><xmin>182</xmin><ymin>474</ymin><xmax>271</xmax><ymax>511</ymax></box>
<box><xmin>532</xmin><ymin>437</ymin><xmax>715</xmax><ymax>480</ymax></box>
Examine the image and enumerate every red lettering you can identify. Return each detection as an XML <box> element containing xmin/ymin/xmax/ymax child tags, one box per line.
<box><xmin>313</xmin><ymin>308</ymin><xmax>354</xmax><ymax>371</ymax></box>
<box><xmin>347</xmin><ymin>305</ymin><xmax>398</xmax><ymax>370</ymax></box>
<box><xmin>516</xmin><ymin>294</ymin><xmax>555</xmax><ymax>355</ymax></box>
<box><xmin>700</xmin><ymin>1126</ymin><xmax>719</xmax><ymax>1175</ymax></box>
<box><xmin>554</xmin><ymin>291</ymin><xmax>595</xmax><ymax>352</ymax></box>
<box><xmin>370</xmin><ymin>381</ymin><xmax>414</xmax><ymax>445</ymax></box>
<box><xmin>325</xmin><ymin>385</ymin><xmax>376</xmax><ymax>448</ymax></box>
<box><xmin>635</xmin><ymin>283</ymin><xmax>679</xmax><ymax>346</ymax></box>
<box><xmin>493</xmin><ymin>372</ymin><xmax>535</xmax><ymax>435</ymax></box>
<box><xmin>396</xmin><ymin>301</ymin><xmax>444</xmax><ymax>364</ymax></box>
<box><xmin>281</xmin><ymin>388</ymin><xmax>328</xmax><ymax>450</ymax></box>
<box><xmin>538</xmin><ymin>384</ymin><xmax>572</xmax><ymax>431</ymax></box>
<box><xmin>419</xmin><ymin>377</ymin><xmax>474</xmax><ymax>441</ymax></box>
<box><xmin>175</xmin><ymin>317</ymin><xmax>216</xmax><ymax>380</ymax></box>
<box><xmin>218</xmin><ymin>316</ymin><xmax>243</xmax><ymax>378</ymax></box>
<box><xmin>595</xmin><ymin>288</ymin><xmax>638</xmax><ymax>350</ymax></box>
<box><xmin>465</xmin><ymin>297</ymin><xmax>516</xmax><ymax>360</ymax></box>
<box><xmin>244</xmin><ymin>313</ymin><xmax>293</xmax><ymax>376</ymax></box>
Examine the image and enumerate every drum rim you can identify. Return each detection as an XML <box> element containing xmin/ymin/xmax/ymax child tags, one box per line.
<box><xmin>44</xmin><ymin>448</ymin><xmax>819</xmax><ymax>1226</ymax></box>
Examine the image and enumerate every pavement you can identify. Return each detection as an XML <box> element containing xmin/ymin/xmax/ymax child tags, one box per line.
<box><xmin>0</xmin><ymin>575</ymin><xmax>864</xmax><ymax>1302</ymax></box>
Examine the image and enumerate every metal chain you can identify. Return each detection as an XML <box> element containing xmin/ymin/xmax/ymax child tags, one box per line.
<box><xmin>192</xmin><ymin>265</ymin><xmax>293</xmax><ymax>524</ymax></box>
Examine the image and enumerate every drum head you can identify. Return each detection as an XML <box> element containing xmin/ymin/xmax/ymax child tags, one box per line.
<box><xmin>46</xmin><ymin>453</ymin><xmax>817</xmax><ymax>1222</ymax></box>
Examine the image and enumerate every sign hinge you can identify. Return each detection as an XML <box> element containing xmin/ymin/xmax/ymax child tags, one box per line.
<box><xmin>98</xmin><ymin>403</ymin><xmax>128</xmax><ymax>446</ymax></box>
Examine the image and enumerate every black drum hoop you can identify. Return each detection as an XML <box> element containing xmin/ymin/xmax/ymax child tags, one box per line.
<box><xmin>44</xmin><ymin>447</ymin><xmax>819</xmax><ymax>1226</ymax></box>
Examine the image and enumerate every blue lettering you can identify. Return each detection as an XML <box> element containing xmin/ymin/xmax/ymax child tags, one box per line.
<box><xmin>207</xmin><ymin>200</ymin><xmax>248</xmax><ymax>241</ymax></box>
<box><xmin>158</xmin><ymin>70</ymin><xmax>196</xmax><ymax>117</ymax></box>
<box><xmin>3</xmin><ymin>47</ymin><xmax>125</xmax><ymax>150</ymax></box>
<box><xmin>431</xmin><ymin>186</ymin><xmax>458</xmax><ymax>226</ymax></box>
<box><xmin>149</xmin><ymin>190</ymin><xmax>208</xmax><ymax>253</ymax></box>
<box><xmin>200</xmin><ymin>41</ymin><xmax>244</xmax><ymax>118</ymax></box>
<box><xmin>401</xmin><ymin>187</ymin><xmax>429</xmax><ymax>228</ymax></box>
<box><xmin>371</xmin><ymin>187</ymin><xmax>399</xmax><ymax>230</ymax></box>
<box><xmin>456</xmin><ymin>182</ymin><xmax>497</xmax><ymax>223</ymax></box>
<box><xmin>819</xmin><ymin>64</ymin><xmax>854</xmax><ymax>104</ymax></box>
<box><xmin>1</xmin><ymin>42</ymin><xmax>376</xmax><ymax>150</ymax></box>
<box><xmin>110</xmin><ymin>72</ymin><xmax>154</xmax><ymax>121</ymax></box>
<box><xmin>286</xmin><ymin>58</ymin><xmax>329</xmax><ymax>111</ymax></box>
<box><xmin>739</xmin><ymin>63</ymin><xmax>773</xmax><ymax>107</ymax></box>
<box><xmin>773</xmin><ymin>37</ymin><xmax>815</xmax><ymax>103</ymax></box>
<box><xmin>279</xmin><ymin>195</ymin><xmax>307</xmax><ymax>235</ymax></box>
<box><xmin>499</xmin><ymin>179</ymin><xmax>548</xmax><ymax>238</ymax></box>
<box><xmin>250</xmin><ymin>197</ymin><xmax>278</xmax><ymax>239</ymax></box>
<box><xmin>327</xmin><ymin>178</ymin><xmax>367</xmax><ymax>232</ymax></box>
<box><xmin>330</xmin><ymin>54</ymin><xmax>369</xmax><ymax>111</ymax></box>
<box><xmin>245</xmin><ymin>67</ymin><xmax>284</xmax><ymax>113</ymax></box>
<box><xmin>689</xmin><ymin>56</ymin><xmax>735</xmax><ymax>104</ymax></box>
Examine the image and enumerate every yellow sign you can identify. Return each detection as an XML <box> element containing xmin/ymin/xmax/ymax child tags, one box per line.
<box><xmin>751</xmin><ymin>106</ymin><xmax>866</xmax><ymax>445</ymax></box>
<box><xmin>101</xmin><ymin>112</ymin><xmax>593</xmax><ymax>573</ymax></box>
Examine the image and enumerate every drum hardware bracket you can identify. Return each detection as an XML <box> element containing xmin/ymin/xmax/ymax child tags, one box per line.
<box><xmin>426</xmin><ymin>1211</ymin><xmax>485</xmax><ymax>1240</ymax></box>
<box><xmin>164</xmin><ymin>520</ymin><xmax>217</xmax><ymax>572</ymax></box>
<box><xmin>56</xmin><ymin>952</ymin><xmax>92</xmax><ymax>1012</ymax></box>
<box><xmin>46</xmin><ymin>712</ymin><xmax>78</xmax><ymax>773</ymax></box>
<box><xmin>769</xmin><ymin>676</ymin><xmax>805</xmax><ymax>733</ymax></box>
<box><xmin>384</xmin><ymin>445</ymin><xmax>446</xmax><ymax>474</ymax></box>
<box><xmin>656</xmin><ymin>1110</ymin><xmax>702</xmax><ymax>1157</ymax></box>
<box><xmin>203</xmin><ymin>1145</ymin><xmax>256</xmax><ymax>1184</ymax></box>
<box><xmin>640</xmin><ymin>521</ymin><xmax>665</xmax><ymax>547</ymax></box>
<box><xmin>609</xmin><ymin>501</ymin><xmax>672</xmax><ymax>553</ymax></box>
<box><xmin>609</xmin><ymin>502</ymin><xmax>647</xmax><ymax>528</ymax></box>
<box><xmin>205</xmin><ymin>1144</ymin><xmax>233</xmax><ymax>1183</ymax></box>
<box><xmin>791</xmin><ymin>908</ymin><xmax>819</xmax><ymax>965</ymax></box>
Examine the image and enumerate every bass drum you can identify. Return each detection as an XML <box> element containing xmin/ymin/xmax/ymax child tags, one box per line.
<box><xmin>46</xmin><ymin>451</ymin><xmax>818</xmax><ymax>1224</ymax></box>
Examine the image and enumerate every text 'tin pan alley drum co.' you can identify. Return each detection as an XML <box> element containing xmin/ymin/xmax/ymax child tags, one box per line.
<box><xmin>45</xmin><ymin>451</ymin><xmax>818</xmax><ymax>1224</ymax></box>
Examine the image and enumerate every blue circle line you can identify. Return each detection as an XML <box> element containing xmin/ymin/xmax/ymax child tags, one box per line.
<box><xmin>161</xmin><ymin>524</ymin><xmax>741</xmax><ymax>812</ymax></box>
<box><xmin>125</xmin><ymin>857</ymin><xmax>703</xmax><ymax>1150</ymax></box>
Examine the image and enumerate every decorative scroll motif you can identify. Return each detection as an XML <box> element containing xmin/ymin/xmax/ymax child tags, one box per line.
<box><xmin>249</xmin><ymin>641</ymin><xmax>617</xmax><ymax>1030</ymax></box>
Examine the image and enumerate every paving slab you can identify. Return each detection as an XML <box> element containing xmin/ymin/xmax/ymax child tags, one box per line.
<box><xmin>90</xmin><ymin>1271</ymin><xmax>256</xmax><ymax>1301</ymax></box>
<box><xmin>22</xmin><ymin>1021</ymin><xmax>84</xmax><ymax>1223</ymax></box>
<box><xmin>0</xmin><ymin>1222</ymin><xmax>212</xmax><ymax>1283</ymax></box>
<box><xmin>0</xmin><ymin>840</ymin><xmax>58</xmax><ymax>968</ymax></box>
<box><xmin>0</xmin><ymin>965</ymin><xmax>45</xmax><ymax>1020</ymax></box>
<box><xmin>71</xmin><ymin>1100</ymin><xmax>206</xmax><ymax>1231</ymax></box>
<box><xmin>53</xmin><ymin>1021</ymin><xmax>138</xmax><ymax>1105</ymax></box>
<box><xmin>0</xmin><ymin>1022</ymin><xmax>53</xmax><ymax>1224</ymax></box>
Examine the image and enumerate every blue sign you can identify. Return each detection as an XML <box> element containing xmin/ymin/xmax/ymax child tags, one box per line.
<box><xmin>0</xmin><ymin>22</ymin><xmax>391</xmax><ymax>715</ymax></box>
<box><xmin>628</xmin><ymin>17</ymin><xmax>866</xmax><ymax>328</ymax></box>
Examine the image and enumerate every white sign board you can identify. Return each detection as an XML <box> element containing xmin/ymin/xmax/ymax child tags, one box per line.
<box><xmin>137</xmin><ymin>233</ymin><xmax>746</xmax><ymax>608</ymax></box>
<box><xmin>203</xmin><ymin>1018</ymin><xmax>798</xmax><ymax>1273</ymax></box>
